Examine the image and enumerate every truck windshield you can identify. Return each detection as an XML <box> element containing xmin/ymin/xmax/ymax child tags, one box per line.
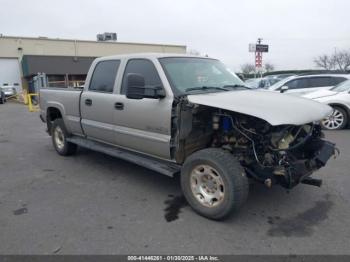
<box><xmin>159</xmin><ymin>57</ymin><xmax>246</xmax><ymax>95</ymax></box>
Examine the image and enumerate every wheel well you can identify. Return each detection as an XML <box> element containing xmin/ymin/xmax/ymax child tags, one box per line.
<box><xmin>329</xmin><ymin>103</ymin><xmax>350</xmax><ymax>126</ymax></box>
<box><xmin>46</xmin><ymin>107</ymin><xmax>62</xmax><ymax>135</ymax></box>
<box><xmin>329</xmin><ymin>104</ymin><xmax>349</xmax><ymax>117</ymax></box>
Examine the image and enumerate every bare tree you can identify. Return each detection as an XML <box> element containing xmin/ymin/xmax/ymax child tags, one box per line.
<box><xmin>314</xmin><ymin>54</ymin><xmax>335</xmax><ymax>70</ymax></box>
<box><xmin>264</xmin><ymin>63</ymin><xmax>275</xmax><ymax>72</ymax></box>
<box><xmin>343</xmin><ymin>52</ymin><xmax>350</xmax><ymax>71</ymax></box>
<box><xmin>240</xmin><ymin>63</ymin><xmax>256</xmax><ymax>74</ymax></box>
<box><xmin>314</xmin><ymin>50</ymin><xmax>350</xmax><ymax>71</ymax></box>
<box><xmin>333</xmin><ymin>51</ymin><xmax>350</xmax><ymax>71</ymax></box>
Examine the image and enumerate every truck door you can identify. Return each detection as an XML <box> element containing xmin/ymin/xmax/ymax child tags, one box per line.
<box><xmin>80</xmin><ymin>60</ymin><xmax>120</xmax><ymax>144</ymax></box>
<box><xmin>112</xmin><ymin>59</ymin><xmax>173</xmax><ymax>159</ymax></box>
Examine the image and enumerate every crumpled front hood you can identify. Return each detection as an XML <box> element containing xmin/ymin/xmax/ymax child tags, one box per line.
<box><xmin>187</xmin><ymin>89</ymin><xmax>332</xmax><ymax>126</ymax></box>
<box><xmin>302</xmin><ymin>89</ymin><xmax>338</xmax><ymax>99</ymax></box>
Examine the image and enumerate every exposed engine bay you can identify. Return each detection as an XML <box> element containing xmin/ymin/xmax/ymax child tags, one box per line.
<box><xmin>173</xmin><ymin>100</ymin><xmax>337</xmax><ymax>189</ymax></box>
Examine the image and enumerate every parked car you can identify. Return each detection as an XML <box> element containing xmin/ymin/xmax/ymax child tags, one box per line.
<box><xmin>303</xmin><ymin>79</ymin><xmax>350</xmax><ymax>130</ymax></box>
<box><xmin>245</xmin><ymin>74</ymin><xmax>295</xmax><ymax>89</ymax></box>
<box><xmin>268</xmin><ymin>74</ymin><xmax>350</xmax><ymax>96</ymax></box>
<box><xmin>245</xmin><ymin>78</ymin><xmax>262</xmax><ymax>88</ymax></box>
<box><xmin>40</xmin><ymin>53</ymin><xmax>336</xmax><ymax>220</ymax></box>
<box><xmin>0</xmin><ymin>84</ymin><xmax>17</xmax><ymax>97</ymax></box>
<box><xmin>263</xmin><ymin>74</ymin><xmax>296</xmax><ymax>87</ymax></box>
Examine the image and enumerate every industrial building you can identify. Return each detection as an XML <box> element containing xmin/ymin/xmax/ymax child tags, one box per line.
<box><xmin>0</xmin><ymin>34</ymin><xmax>186</xmax><ymax>93</ymax></box>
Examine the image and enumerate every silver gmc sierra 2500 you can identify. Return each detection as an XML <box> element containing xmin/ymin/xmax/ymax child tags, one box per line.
<box><xmin>40</xmin><ymin>53</ymin><xmax>336</xmax><ymax>220</ymax></box>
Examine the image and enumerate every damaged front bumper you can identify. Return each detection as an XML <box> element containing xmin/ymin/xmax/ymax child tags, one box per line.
<box><xmin>284</xmin><ymin>140</ymin><xmax>336</xmax><ymax>188</ymax></box>
<box><xmin>246</xmin><ymin>139</ymin><xmax>337</xmax><ymax>189</ymax></box>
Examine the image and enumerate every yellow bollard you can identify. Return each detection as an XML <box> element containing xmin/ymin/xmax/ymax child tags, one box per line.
<box><xmin>27</xmin><ymin>93</ymin><xmax>39</xmax><ymax>112</ymax></box>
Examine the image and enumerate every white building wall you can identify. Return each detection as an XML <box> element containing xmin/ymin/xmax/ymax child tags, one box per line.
<box><xmin>0</xmin><ymin>36</ymin><xmax>186</xmax><ymax>91</ymax></box>
<box><xmin>0</xmin><ymin>36</ymin><xmax>186</xmax><ymax>60</ymax></box>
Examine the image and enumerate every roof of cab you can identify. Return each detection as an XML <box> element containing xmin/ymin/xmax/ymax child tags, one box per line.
<box><xmin>95</xmin><ymin>52</ymin><xmax>214</xmax><ymax>61</ymax></box>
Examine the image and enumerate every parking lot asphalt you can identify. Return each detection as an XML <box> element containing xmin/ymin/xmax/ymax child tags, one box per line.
<box><xmin>0</xmin><ymin>102</ymin><xmax>350</xmax><ymax>255</ymax></box>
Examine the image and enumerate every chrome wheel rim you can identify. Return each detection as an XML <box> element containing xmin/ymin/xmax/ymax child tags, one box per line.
<box><xmin>190</xmin><ymin>165</ymin><xmax>225</xmax><ymax>208</ymax></box>
<box><xmin>54</xmin><ymin>126</ymin><xmax>65</xmax><ymax>150</ymax></box>
<box><xmin>322</xmin><ymin>109</ymin><xmax>344</xmax><ymax>130</ymax></box>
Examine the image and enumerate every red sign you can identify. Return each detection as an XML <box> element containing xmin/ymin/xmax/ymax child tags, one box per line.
<box><xmin>255</xmin><ymin>52</ymin><xmax>263</xmax><ymax>68</ymax></box>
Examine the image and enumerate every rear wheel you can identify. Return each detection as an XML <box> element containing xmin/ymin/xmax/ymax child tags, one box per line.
<box><xmin>51</xmin><ymin>119</ymin><xmax>77</xmax><ymax>156</ymax></box>
<box><xmin>181</xmin><ymin>148</ymin><xmax>249</xmax><ymax>220</ymax></box>
<box><xmin>321</xmin><ymin>106</ymin><xmax>348</xmax><ymax>130</ymax></box>
<box><xmin>0</xmin><ymin>92</ymin><xmax>5</xmax><ymax>104</ymax></box>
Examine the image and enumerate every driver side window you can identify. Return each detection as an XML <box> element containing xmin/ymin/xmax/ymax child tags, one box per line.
<box><xmin>121</xmin><ymin>59</ymin><xmax>163</xmax><ymax>94</ymax></box>
<box><xmin>285</xmin><ymin>78</ymin><xmax>309</xmax><ymax>89</ymax></box>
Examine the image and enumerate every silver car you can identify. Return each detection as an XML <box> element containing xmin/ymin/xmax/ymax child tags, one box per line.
<box><xmin>39</xmin><ymin>53</ymin><xmax>337</xmax><ymax>220</ymax></box>
<box><xmin>245</xmin><ymin>75</ymin><xmax>292</xmax><ymax>89</ymax></box>
<box><xmin>0</xmin><ymin>85</ymin><xmax>17</xmax><ymax>97</ymax></box>
<box><xmin>303</xmin><ymin>80</ymin><xmax>350</xmax><ymax>130</ymax></box>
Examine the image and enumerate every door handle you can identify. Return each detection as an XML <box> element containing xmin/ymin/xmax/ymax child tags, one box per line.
<box><xmin>114</xmin><ymin>102</ymin><xmax>124</xmax><ymax>110</ymax></box>
<box><xmin>85</xmin><ymin>99</ymin><xmax>92</xmax><ymax>106</ymax></box>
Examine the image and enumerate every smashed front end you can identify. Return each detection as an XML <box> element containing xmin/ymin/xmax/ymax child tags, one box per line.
<box><xmin>210</xmin><ymin>112</ymin><xmax>337</xmax><ymax>189</ymax></box>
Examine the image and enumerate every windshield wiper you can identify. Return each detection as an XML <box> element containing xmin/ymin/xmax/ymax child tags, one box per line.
<box><xmin>222</xmin><ymin>84</ymin><xmax>251</xmax><ymax>89</ymax></box>
<box><xmin>185</xmin><ymin>86</ymin><xmax>229</xmax><ymax>92</ymax></box>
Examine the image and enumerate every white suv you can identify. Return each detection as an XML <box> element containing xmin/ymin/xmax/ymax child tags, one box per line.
<box><xmin>268</xmin><ymin>74</ymin><xmax>350</xmax><ymax>96</ymax></box>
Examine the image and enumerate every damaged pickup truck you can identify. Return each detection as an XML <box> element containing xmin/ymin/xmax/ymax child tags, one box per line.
<box><xmin>39</xmin><ymin>54</ymin><xmax>337</xmax><ymax>220</ymax></box>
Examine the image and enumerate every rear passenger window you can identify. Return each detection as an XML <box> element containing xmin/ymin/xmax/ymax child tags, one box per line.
<box><xmin>121</xmin><ymin>59</ymin><xmax>162</xmax><ymax>94</ymax></box>
<box><xmin>308</xmin><ymin>77</ymin><xmax>332</xmax><ymax>87</ymax></box>
<box><xmin>89</xmin><ymin>60</ymin><xmax>120</xmax><ymax>93</ymax></box>
<box><xmin>332</xmin><ymin>77</ymin><xmax>347</xmax><ymax>86</ymax></box>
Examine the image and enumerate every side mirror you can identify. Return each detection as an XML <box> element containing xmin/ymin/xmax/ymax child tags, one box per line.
<box><xmin>126</xmin><ymin>73</ymin><xmax>165</xmax><ymax>100</ymax></box>
<box><xmin>280</xmin><ymin>86</ymin><xmax>289</xmax><ymax>93</ymax></box>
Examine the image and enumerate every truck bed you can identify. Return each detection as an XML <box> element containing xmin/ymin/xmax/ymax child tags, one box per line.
<box><xmin>39</xmin><ymin>88</ymin><xmax>84</xmax><ymax>135</ymax></box>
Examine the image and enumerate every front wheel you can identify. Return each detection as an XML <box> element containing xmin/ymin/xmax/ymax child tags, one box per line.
<box><xmin>181</xmin><ymin>148</ymin><xmax>249</xmax><ymax>220</ymax></box>
<box><xmin>51</xmin><ymin>119</ymin><xmax>77</xmax><ymax>156</ymax></box>
<box><xmin>321</xmin><ymin>106</ymin><xmax>348</xmax><ymax>130</ymax></box>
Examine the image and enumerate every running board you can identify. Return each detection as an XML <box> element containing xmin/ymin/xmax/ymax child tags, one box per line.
<box><xmin>67</xmin><ymin>136</ymin><xmax>181</xmax><ymax>177</ymax></box>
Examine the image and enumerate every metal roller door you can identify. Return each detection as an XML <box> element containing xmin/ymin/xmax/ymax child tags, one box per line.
<box><xmin>0</xmin><ymin>58</ymin><xmax>22</xmax><ymax>92</ymax></box>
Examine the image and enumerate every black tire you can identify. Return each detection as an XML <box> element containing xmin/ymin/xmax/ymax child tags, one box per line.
<box><xmin>321</xmin><ymin>106</ymin><xmax>348</xmax><ymax>130</ymax></box>
<box><xmin>181</xmin><ymin>148</ymin><xmax>249</xmax><ymax>220</ymax></box>
<box><xmin>51</xmin><ymin>119</ymin><xmax>77</xmax><ymax>156</ymax></box>
<box><xmin>0</xmin><ymin>92</ymin><xmax>4</xmax><ymax>104</ymax></box>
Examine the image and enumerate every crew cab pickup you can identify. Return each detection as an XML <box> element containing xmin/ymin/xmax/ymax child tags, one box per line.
<box><xmin>40</xmin><ymin>53</ymin><xmax>336</xmax><ymax>220</ymax></box>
